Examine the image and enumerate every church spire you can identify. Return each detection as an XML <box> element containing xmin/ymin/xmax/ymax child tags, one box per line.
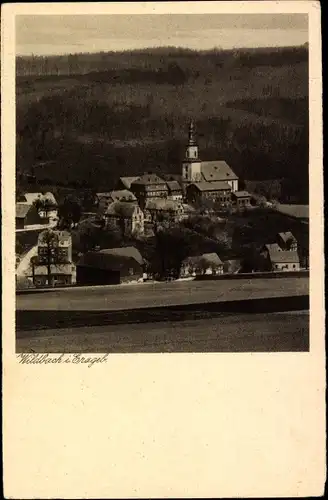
<box><xmin>188</xmin><ymin>119</ymin><xmax>196</xmax><ymax>145</ymax></box>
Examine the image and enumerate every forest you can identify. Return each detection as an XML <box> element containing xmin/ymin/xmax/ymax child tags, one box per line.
<box><xmin>16</xmin><ymin>45</ymin><xmax>309</xmax><ymax>203</ymax></box>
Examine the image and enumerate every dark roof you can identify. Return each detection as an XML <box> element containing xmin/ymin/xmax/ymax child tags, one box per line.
<box><xmin>277</xmin><ymin>231</ymin><xmax>296</xmax><ymax>243</ymax></box>
<box><xmin>201</xmin><ymin>161</ymin><xmax>238</xmax><ymax>182</ymax></box>
<box><xmin>131</xmin><ymin>173</ymin><xmax>167</xmax><ymax>186</ymax></box>
<box><xmin>188</xmin><ymin>181</ymin><xmax>231</xmax><ymax>192</ymax></box>
<box><xmin>16</xmin><ymin>203</ymin><xmax>32</xmax><ymax>218</ymax></box>
<box><xmin>105</xmin><ymin>201</ymin><xmax>140</xmax><ymax>217</ymax></box>
<box><xmin>275</xmin><ymin>204</ymin><xmax>309</xmax><ymax>220</ymax></box>
<box><xmin>262</xmin><ymin>243</ymin><xmax>281</xmax><ymax>253</ymax></box>
<box><xmin>77</xmin><ymin>246</ymin><xmax>143</xmax><ymax>270</ymax></box>
<box><xmin>119</xmin><ymin>176</ymin><xmax>140</xmax><ymax>189</ymax></box>
<box><xmin>166</xmin><ymin>181</ymin><xmax>182</xmax><ymax>192</ymax></box>
<box><xmin>232</xmin><ymin>190</ymin><xmax>251</xmax><ymax>198</ymax></box>
<box><xmin>269</xmin><ymin>250</ymin><xmax>300</xmax><ymax>264</ymax></box>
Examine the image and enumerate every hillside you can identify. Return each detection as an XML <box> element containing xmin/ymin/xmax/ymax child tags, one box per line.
<box><xmin>16</xmin><ymin>46</ymin><xmax>309</xmax><ymax>202</ymax></box>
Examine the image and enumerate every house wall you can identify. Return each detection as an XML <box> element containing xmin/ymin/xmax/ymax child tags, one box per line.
<box><xmin>227</xmin><ymin>179</ymin><xmax>239</xmax><ymax>192</ymax></box>
<box><xmin>272</xmin><ymin>262</ymin><xmax>300</xmax><ymax>271</ymax></box>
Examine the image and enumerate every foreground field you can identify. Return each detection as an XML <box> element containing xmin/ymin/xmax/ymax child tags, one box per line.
<box><xmin>16</xmin><ymin>276</ymin><xmax>309</xmax><ymax>312</ymax></box>
<box><xmin>16</xmin><ymin>311</ymin><xmax>309</xmax><ymax>353</ymax></box>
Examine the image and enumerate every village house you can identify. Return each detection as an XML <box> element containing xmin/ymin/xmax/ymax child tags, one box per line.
<box><xmin>18</xmin><ymin>192</ymin><xmax>58</xmax><ymax>219</ymax></box>
<box><xmin>276</xmin><ymin>231</ymin><xmax>298</xmax><ymax>251</ymax></box>
<box><xmin>186</xmin><ymin>181</ymin><xmax>232</xmax><ymax>206</ymax></box>
<box><xmin>16</xmin><ymin>202</ymin><xmax>49</xmax><ymax>230</ymax></box>
<box><xmin>267</xmin><ymin>250</ymin><xmax>300</xmax><ymax>272</ymax></box>
<box><xmin>231</xmin><ymin>190</ymin><xmax>252</xmax><ymax>208</ymax></box>
<box><xmin>104</xmin><ymin>201</ymin><xmax>144</xmax><ymax>234</ymax></box>
<box><xmin>76</xmin><ymin>246</ymin><xmax>144</xmax><ymax>285</ymax></box>
<box><xmin>273</xmin><ymin>204</ymin><xmax>309</xmax><ymax>269</ymax></box>
<box><xmin>180</xmin><ymin>253</ymin><xmax>224</xmax><ymax>277</ymax></box>
<box><xmin>144</xmin><ymin>198</ymin><xmax>184</xmax><ymax>223</ymax></box>
<box><xmin>166</xmin><ymin>180</ymin><xmax>183</xmax><ymax>201</ymax></box>
<box><xmin>31</xmin><ymin>230</ymin><xmax>76</xmax><ymax>287</ymax></box>
<box><xmin>96</xmin><ymin>190</ymin><xmax>137</xmax><ymax>213</ymax></box>
<box><xmin>130</xmin><ymin>173</ymin><xmax>169</xmax><ymax>207</ymax></box>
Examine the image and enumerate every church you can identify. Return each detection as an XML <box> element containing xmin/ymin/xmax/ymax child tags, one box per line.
<box><xmin>117</xmin><ymin>121</ymin><xmax>243</xmax><ymax>208</ymax></box>
<box><xmin>181</xmin><ymin>120</ymin><xmax>240</xmax><ymax>205</ymax></box>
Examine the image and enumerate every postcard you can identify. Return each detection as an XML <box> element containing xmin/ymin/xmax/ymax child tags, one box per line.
<box><xmin>2</xmin><ymin>1</ymin><xmax>325</xmax><ymax>497</ymax></box>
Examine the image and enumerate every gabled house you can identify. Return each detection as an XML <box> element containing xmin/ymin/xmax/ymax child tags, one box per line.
<box><xmin>130</xmin><ymin>173</ymin><xmax>168</xmax><ymax>207</ymax></box>
<box><xmin>31</xmin><ymin>230</ymin><xmax>75</xmax><ymax>287</ymax></box>
<box><xmin>166</xmin><ymin>180</ymin><xmax>183</xmax><ymax>201</ymax></box>
<box><xmin>104</xmin><ymin>201</ymin><xmax>144</xmax><ymax>234</ymax></box>
<box><xmin>180</xmin><ymin>253</ymin><xmax>224</xmax><ymax>277</ymax></box>
<box><xmin>186</xmin><ymin>181</ymin><xmax>232</xmax><ymax>205</ymax></box>
<box><xmin>144</xmin><ymin>198</ymin><xmax>184</xmax><ymax>223</ymax></box>
<box><xmin>267</xmin><ymin>250</ymin><xmax>300</xmax><ymax>272</ymax></box>
<box><xmin>18</xmin><ymin>192</ymin><xmax>58</xmax><ymax>218</ymax></box>
<box><xmin>97</xmin><ymin>190</ymin><xmax>137</xmax><ymax>214</ymax></box>
<box><xmin>231</xmin><ymin>190</ymin><xmax>252</xmax><ymax>208</ymax></box>
<box><xmin>76</xmin><ymin>246</ymin><xmax>144</xmax><ymax>285</ymax></box>
<box><xmin>16</xmin><ymin>203</ymin><xmax>49</xmax><ymax>230</ymax></box>
<box><xmin>276</xmin><ymin>231</ymin><xmax>298</xmax><ymax>251</ymax></box>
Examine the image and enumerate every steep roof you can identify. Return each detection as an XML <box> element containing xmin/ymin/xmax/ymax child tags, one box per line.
<box><xmin>166</xmin><ymin>180</ymin><xmax>182</xmax><ymax>192</ymax></box>
<box><xmin>262</xmin><ymin>243</ymin><xmax>281</xmax><ymax>253</ymax></box>
<box><xmin>77</xmin><ymin>246</ymin><xmax>143</xmax><ymax>270</ymax></box>
<box><xmin>232</xmin><ymin>190</ymin><xmax>251</xmax><ymax>198</ymax></box>
<box><xmin>131</xmin><ymin>173</ymin><xmax>167</xmax><ymax>186</ymax></box>
<box><xmin>189</xmin><ymin>181</ymin><xmax>231</xmax><ymax>192</ymax></box>
<box><xmin>201</xmin><ymin>161</ymin><xmax>238</xmax><ymax>182</ymax></box>
<box><xmin>278</xmin><ymin>231</ymin><xmax>296</xmax><ymax>243</ymax></box>
<box><xmin>269</xmin><ymin>250</ymin><xmax>300</xmax><ymax>264</ymax></box>
<box><xmin>23</xmin><ymin>192</ymin><xmax>57</xmax><ymax>206</ymax></box>
<box><xmin>119</xmin><ymin>176</ymin><xmax>140</xmax><ymax>189</ymax></box>
<box><xmin>23</xmin><ymin>192</ymin><xmax>43</xmax><ymax>204</ymax></box>
<box><xmin>105</xmin><ymin>201</ymin><xmax>139</xmax><ymax>217</ymax></box>
<box><xmin>16</xmin><ymin>202</ymin><xmax>32</xmax><ymax>218</ymax></box>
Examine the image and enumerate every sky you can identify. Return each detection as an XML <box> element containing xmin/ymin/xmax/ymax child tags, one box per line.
<box><xmin>16</xmin><ymin>14</ymin><xmax>308</xmax><ymax>56</ymax></box>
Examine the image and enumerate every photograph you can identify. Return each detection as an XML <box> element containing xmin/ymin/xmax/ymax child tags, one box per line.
<box><xmin>15</xmin><ymin>10</ymin><xmax>310</xmax><ymax>353</ymax></box>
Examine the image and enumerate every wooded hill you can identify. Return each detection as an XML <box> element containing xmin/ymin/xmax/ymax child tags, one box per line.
<box><xmin>16</xmin><ymin>45</ymin><xmax>309</xmax><ymax>203</ymax></box>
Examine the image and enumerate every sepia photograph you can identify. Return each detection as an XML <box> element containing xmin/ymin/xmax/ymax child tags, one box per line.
<box><xmin>3</xmin><ymin>3</ymin><xmax>325</xmax><ymax>499</ymax></box>
<box><xmin>15</xmin><ymin>10</ymin><xmax>310</xmax><ymax>353</ymax></box>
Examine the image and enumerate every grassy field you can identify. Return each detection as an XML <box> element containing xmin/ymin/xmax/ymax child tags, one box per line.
<box><xmin>16</xmin><ymin>311</ymin><xmax>309</xmax><ymax>353</ymax></box>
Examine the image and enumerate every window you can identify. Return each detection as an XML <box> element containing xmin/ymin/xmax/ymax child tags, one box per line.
<box><xmin>293</xmin><ymin>264</ymin><xmax>296</xmax><ymax>269</ymax></box>
<box><xmin>129</xmin><ymin>268</ymin><xmax>134</xmax><ymax>276</ymax></box>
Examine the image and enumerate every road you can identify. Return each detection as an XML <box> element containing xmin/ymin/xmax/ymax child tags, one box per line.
<box><xmin>17</xmin><ymin>276</ymin><xmax>309</xmax><ymax>312</ymax></box>
<box><xmin>16</xmin><ymin>311</ymin><xmax>309</xmax><ymax>353</ymax></box>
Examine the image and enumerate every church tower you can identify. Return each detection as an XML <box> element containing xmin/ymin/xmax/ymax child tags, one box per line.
<box><xmin>182</xmin><ymin>120</ymin><xmax>202</xmax><ymax>183</ymax></box>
